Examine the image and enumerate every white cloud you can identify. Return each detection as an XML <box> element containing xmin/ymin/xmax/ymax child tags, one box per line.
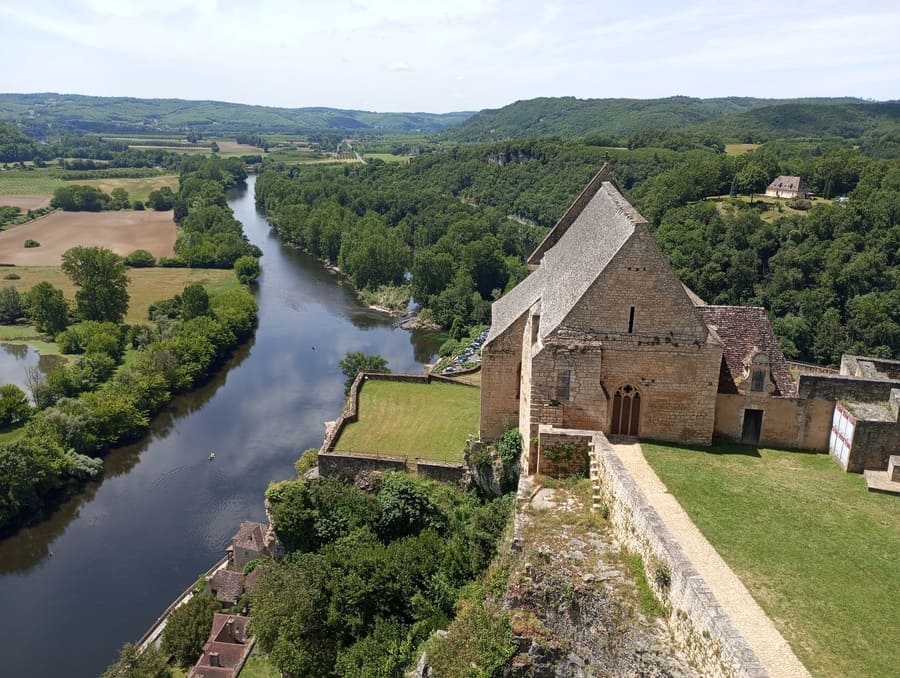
<box><xmin>388</xmin><ymin>60</ymin><xmax>413</xmax><ymax>72</ymax></box>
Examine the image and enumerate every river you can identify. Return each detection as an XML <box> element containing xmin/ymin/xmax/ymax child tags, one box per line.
<box><xmin>0</xmin><ymin>175</ymin><xmax>443</xmax><ymax>678</ymax></box>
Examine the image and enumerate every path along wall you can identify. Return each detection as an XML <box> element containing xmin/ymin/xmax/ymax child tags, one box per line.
<box><xmin>589</xmin><ymin>432</ymin><xmax>767</xmax><ymax>678</ymax></box>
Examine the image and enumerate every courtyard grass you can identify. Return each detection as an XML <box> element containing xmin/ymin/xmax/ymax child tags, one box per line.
<box><xmin>641</xmin><ymin>442</ymin><xmax>899</xmax><ymax>678</ymax></box>
<box><xmin>333</xmin><ymin>379</ymin><xmax>480</xmax><ymax>463</ymax></box>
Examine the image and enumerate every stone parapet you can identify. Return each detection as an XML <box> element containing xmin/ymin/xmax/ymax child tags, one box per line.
<box><xmin>590</xmin><ymin>434</ymin><xmax>767</xmax><ymax>678</ymax></box>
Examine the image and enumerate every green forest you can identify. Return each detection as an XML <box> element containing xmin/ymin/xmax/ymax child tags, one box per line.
<box><xmin>255</xmin><ymin>137</ymin><xmax>900</xmax><ymax>364</ymax></box>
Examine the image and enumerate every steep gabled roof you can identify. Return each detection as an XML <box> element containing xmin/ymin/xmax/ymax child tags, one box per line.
<box><xmin>538</xmin><ymin>180</ymin><xmax>643</xmax><ymax>337</ymax></box>
<box><xmin>696</xmin><ymin>306</ymin><xmax>796</xmax><ymax>397</ymax></box>
<box><xmin>527</xmin><ymin>164</ymin><xmax>632</xmax><ymax>268</ymax></box>
<box><xmin>487</xmin><ymin>164</ymin><xmax>650</xmax><ymax>345</ymax></box>
<box><xmin>766</xmin><ymin>175</ymin><xmax>807</xmax><ymax>193</ymax></box>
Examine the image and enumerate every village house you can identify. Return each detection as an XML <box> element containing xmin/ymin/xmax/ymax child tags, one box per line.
<box><xmin>765</xmin><ymin>174</ymin><xmax>810</xmax><ymax>199</ymax></box>
<box><xmin>206</xmin><ymin>520</ymin><xmax>275</xmax><ymax>605</ymax></box>
<box><xmin>188</xmin><ymin>613</ymin><xmax>253</xmax><ymax>678</ymax></box>
<box><xmin>479</xmin><ymin>165</ymin><xmax>898</xmax><ymax>489</ymax></box>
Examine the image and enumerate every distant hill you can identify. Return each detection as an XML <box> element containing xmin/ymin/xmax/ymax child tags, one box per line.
<box><xmin>0</xmin><ymin>93</ymin><xmax>475</xmax><ymax>137</ymax></box>
<box><xmin>692</xmin><ymin>101</ymin><xmax>900</xmax><ymax>142</ymax></box>
<box><xmin>441</xmin><ymin>96</ymin><xmax>881</xmax><ymax>142</ymax></box>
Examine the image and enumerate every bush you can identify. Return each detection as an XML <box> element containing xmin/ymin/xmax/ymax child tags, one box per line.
<box><xmin>23</xmin><ymin>239</ymin><xmax>40</xmax><ymax>248</ymax></box>
<box><xmin>234</xmin><ymin>255</ymin><xmax>260</xmax><ymax>285</ymax></box>
<box><xmin>294</xmin><ymin>448</ymin><xmax>319</xmax><ymax>476</ymax></box>
<box><xmin>124</xmin><ymin>249</ymin><xmax>156</xmax><ymax>267</ymax></box>
<box><xmin>3</xmin><ymin>273</ymin><xmax>20</xmax><ymax>280</ymax></box>
<box><xmin>0</xmin><ymin>286</ymin><xmax>23</xmax><ymax>323</ymax></box>
<box><xmin>787</xmin><ymin>197</ymin><xmax>812</xmax><ymax>210</ymax></box>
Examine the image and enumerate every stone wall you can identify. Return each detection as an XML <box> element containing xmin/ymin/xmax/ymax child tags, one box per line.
<box><xmin>846</xmin><ymin>421</ymin><xmax>900</xmax><ymax>472</ymax></box>
<box><xmin>713</xmin><ymin>394</ymin><xmax>832</xmax><ymax>451</ymax></box>
<box><xmin>798</xmin><ymin>373</ymin><xmax>899</xmax><ymax>402</ymax></box>
<box><xmin>592</xmin><ymin>434</ymin><xmax>766</xmax><ymax>678</ymax></box>
<box><xmin>535</xmin><ymin>425</ymin><xmax>590</xmax><ymax>477</ymax></box>
<box><xmin>319</xmin><ymin>372</ymin><xmax>476</xmax><ymax>481</ymax></box>
<box><xmin>480</xmin><ymin>313</ymin><xmax>527</xmax><ymax>441</ymax></box>
<box><xmin>318</xmin><ymin>451</ymin><xmax>407</xmax><ymax>478</ymax></box>
<box><xmin>416</xmin><ymin>460</ymin><xmax>468</xmax><ymax>484</ymax></box>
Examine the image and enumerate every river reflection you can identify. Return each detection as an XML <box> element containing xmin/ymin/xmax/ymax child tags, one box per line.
<box><xmin>0</xmin><ymin>176</ymin><xmax>444</xmax><ymax>678</ymax></box>
<box><xmin>0</xmin><ymin>342</ymin><xmax>64</xmax><ymax>395</ymax></box>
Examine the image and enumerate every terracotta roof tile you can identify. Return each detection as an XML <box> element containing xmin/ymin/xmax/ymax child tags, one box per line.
<box><xmin>696</xmin><ymin>306</ymin><xmax>796</xmax><ymax>397</ymax></box>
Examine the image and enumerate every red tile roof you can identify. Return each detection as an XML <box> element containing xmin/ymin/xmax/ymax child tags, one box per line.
<box><xmin>697</xmin><ymin>306</ymin><xmax>797</xmax><ymax>397</ymax></box>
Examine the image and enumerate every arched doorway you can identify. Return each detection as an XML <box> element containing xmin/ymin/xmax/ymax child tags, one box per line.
<box><xmin>610</xmin><ymin>384</ymin><xmax>641</xmax><ymax>436</ymax></box>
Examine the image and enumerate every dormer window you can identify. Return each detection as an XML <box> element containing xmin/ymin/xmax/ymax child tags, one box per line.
<box><xmin>750</xmin><ymin>369</ymin><xmax>765</xmax><ymax>392</ymax></box>
<box><xmin>746</xmin><ymin>352</ymin><xmax>772</xmax><ymax>394</ymax></box>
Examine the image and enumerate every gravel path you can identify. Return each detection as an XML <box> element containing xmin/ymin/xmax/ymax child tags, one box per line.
<box><xmin>613</xmin><ymin>443</ymin><xmax>811</xmax><ymax>678</ymax></box>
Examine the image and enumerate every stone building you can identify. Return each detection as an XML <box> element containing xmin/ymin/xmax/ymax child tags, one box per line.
<box><xmin>480</xmin><ymin>165</ymin><xmax>839</xmax><ymax>474</ymax></box>
<box><xmin>765</xmin><ymin>175</ymin><xmax>810</xmax><ymax>199</ymax></box>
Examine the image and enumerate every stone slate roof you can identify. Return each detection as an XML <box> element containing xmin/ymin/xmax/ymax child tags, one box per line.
<box><xmin>486</xmin><ymin>165</ymin><xmax>644</xmax><ymax>345</ymax></box>
<box><xmin>209</xmin><ymin>569</ymin><xmax>243</xmax><ymax>605</ymax></box>
<box><xmin>766</xmin><ymin>175</ymin><xmax>807</xmax><ymax>193</ymax></box>
<box><xmin>233</xmin><ymin>521</ymin><xmax>266</xmax><ymax>554</ymax></box>
<box><xmin>696</xmin><ymin>306</ymin><xmax>797</xmax><ymax>397</ymax></box>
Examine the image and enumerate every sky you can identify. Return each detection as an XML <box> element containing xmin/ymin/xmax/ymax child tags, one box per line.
<box><xmin>0</xmin><ymin>0</ymin><xmax>898</xmax><ymax>113</ymax></box>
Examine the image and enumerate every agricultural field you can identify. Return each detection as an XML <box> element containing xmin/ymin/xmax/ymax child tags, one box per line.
<box><xmin>0</xmin><ymin>267</ymin><xmax>236</xmax><ymax>324</ymax></box>
<box><xmin>0</xmin><ymin>210</ymin><xmax>176</xmax><ymax>265</ymax></box>
<box><xmin>73</xmin><ymin>175</ymin><xmax>179</xmax><ymax>204</ymax></box>
<box><xmin>642</xmin><ymin>443</ymin><xmax>900</xmax><ymax>678</ymax></box>
<box><xmin>334</xmin><ymin>378</ymin><xmax>480</xmax><ymax>463</ymax></box>
<box><xmin>0</xmin><ymin>169</ymin><xmax>66</xmax><ymax>195</ymax></box>
<box><xmin>363</xmin><ymin>152</ymin><xmax>411</xmax><ymax>163</ymax></box>
<box><xmin>0</xmin><ymin>194</ymin><xmax>52</xmax><ymax>210</ymax></box>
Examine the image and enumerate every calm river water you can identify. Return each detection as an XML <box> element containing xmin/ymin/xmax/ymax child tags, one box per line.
<box><xmin>0</xmin><ymin>176</ymin><xmax>442</xmax><ymax>678</ymax></box>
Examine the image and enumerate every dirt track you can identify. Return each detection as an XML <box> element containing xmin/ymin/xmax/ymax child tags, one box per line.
<box><xmin>0</xmin><ymin>209</ymin><xmax>176</xmax><ymax>265</ymax></box>
<box><xmin>0</xmin><ymin>194</ymin><xmax>53</xmax><ymax>210</ymax></box>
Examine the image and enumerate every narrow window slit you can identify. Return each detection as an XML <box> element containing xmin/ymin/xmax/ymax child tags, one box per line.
<box><xmin>628</xmin><ymin>306</ymin><xmax>635</xmax><ymax>334</ymax></box>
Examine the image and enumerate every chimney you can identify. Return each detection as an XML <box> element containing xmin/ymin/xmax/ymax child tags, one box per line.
<box><xmin>209</xmin><ymin>651</ymin><xmax>220</xmax><ymax>667</ymax></box>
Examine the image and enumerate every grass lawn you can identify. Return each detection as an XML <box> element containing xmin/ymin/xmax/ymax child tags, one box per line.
<box><xmin>71</xmin><ymin>175</ymin><xmax>179</xmax><ymax>204</ymax></box>
<box><xmin>0</xmin><ymin>267</ymin><xmax>237</xmax><ymax>324</ymax></box>
<box><xmin>724</xmin><ymin>143</ymin><xmax>760</xmax><ymax>154</ymax></box>
<box><xmin>642</xmin><ymin>443</ymin><xmax>899</xmax><ymax>678</ymax></box>
<box><xmin>334</xmin><ymin>379</ymin><xmax>480</xmax><ymax>463</ymax></box>
<box><xmin>239</xmin><ymin>648</ymin><xmax>281</xmax><ymax>677</ymax></box>
<box><xmin>0</xmin><ymin>169</ymin><xmax>66</xmax><ymax>195</ymax></box>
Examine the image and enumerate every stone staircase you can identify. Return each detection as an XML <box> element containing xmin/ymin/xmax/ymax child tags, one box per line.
<box><xmin>589</xmin><ymin>442</ymin><xmax>603</xmax><ymax>513</ymax></box>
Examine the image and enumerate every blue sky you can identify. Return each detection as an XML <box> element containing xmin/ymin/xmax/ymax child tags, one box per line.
<box><xmin>0</xmin><ymin>0</ymin><xmax>897</xmax><ymax>112</ymax></box>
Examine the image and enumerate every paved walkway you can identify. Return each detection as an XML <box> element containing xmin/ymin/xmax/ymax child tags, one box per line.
<box><xmin>612</xmin><ymin>443</ymin><xmax>810</xmax><ymax>678</ymax></box>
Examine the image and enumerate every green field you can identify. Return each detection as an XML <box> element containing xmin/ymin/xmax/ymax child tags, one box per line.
<box><xmin>642</xmin><ymin>443</ymin><xmax>900</xmax><ymax>678</ymax></box>
<box><xmin>0</xmin><ymin>170</ymin><xmax>66</xmax><ymax>195</ymax></box>
<box><xmin>334</xmin><ymin>378</ymin><xmax>480</xmax><ymax>463</ymax></box>
<box><xmin>0</xmin><ymin>267</ymin><xmax>237</xmax><ymax>324</ymax></box>
<box><xmin>73</xmin><ymin>175</ymin><xmax>179</xmax><ymax>203</ymax></box>
<box><xmin>363</xmin><ymin>153</ymin><xmax>411</xmax><ymax>163</ymax></box>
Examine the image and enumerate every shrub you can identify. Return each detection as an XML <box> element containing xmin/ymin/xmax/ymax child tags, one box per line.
<box><xmin>23</xmin><ymin>239</ymin><xmax>40</xmax><ymax>248</ymax></box>
<box><xmin>787</xmin><ymin>198</ymin><xmax>812</xmax><ymax>210</ymax></box>
<box><xmin>3</xmin><ymin>273</ymin><xmax>20</xmax><ymax>280</ymax></box>
<box><xmin>124</xmin><ymin>249</ymin><xmax>156</xmax><ymax>267</ymax></box>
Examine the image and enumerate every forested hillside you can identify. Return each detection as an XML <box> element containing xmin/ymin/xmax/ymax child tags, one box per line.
<box><xmin>0</xmin><ymin>93</ymin><xmax>473</xmax><ymax>137</ymax></box>
<box><xmin>257</xmin><ymin>138</ymin><xmax>900</xmax><ymax>365</ymax></box>
<box><xmin>440</xmin><ymin>96</ymin><xmax>872</xmax><ymax>142</ymax></box>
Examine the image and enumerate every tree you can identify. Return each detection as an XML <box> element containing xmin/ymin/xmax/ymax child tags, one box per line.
<box><xmin>146</xmin><ymin>186</ymin><xmax>175</xmax><ymax>211</ymax></box>
<box><xmin>180</xmin><ymin>283</ymin><xmax>210</xmax><ymax>320</ymax></box>
<box><xmin>101</xmin><ymin>642</ymin><xmax>170</xmax><ymax>678</ymax></box>
<box><xmin>110</xmin><ymin>188</ymin><xmax>130</xmax><ymax>210</ymax></box>
<box><xmin>61</xmin><ymin>246</ymin><xmax>130</xmax><ymax>323</ymax></box>
<box><xmin>124</xmin><ymin>249</ymin><xmax>156</xmax><ymax>268</ymax></box>
<box><xmin>0</xmin><ymin>384</ymin><xmax>31</xmax><ymax>428</ymax></box>
<box><xmin>234</xmin><ymin>255</ymin><xmax>260</xmax><ymax>285</ymax></box>
<box><xmin>736</xmin><ymin>162</ymin><xmax>769</xmax><ymax>203</ymax></box>
<box><xmin>338</xmin><ymin>352</ymin><xmax>389</xmax><ymax>394</ymax></box>
<box><xmin>24</xmin><ymin>281</ymin><xmax>70</xmax><ymax>335</ymax></box>
<box><xmin>0</xmin><ymin>286</ymin><xmax>23</xmax><ymax>323</ymax></box>
<box><xmin>161</xmin><ymin>593</ymin><xmax>220</xmax><ymax>668</ymax></box>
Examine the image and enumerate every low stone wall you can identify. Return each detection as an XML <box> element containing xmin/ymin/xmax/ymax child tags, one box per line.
<box><xmin>318</xmin><ymin>451</ymin><xmax>406</xmax><ymax>479</ymax></box>
<box><xmin>318</xmin><ymin>372</ymin><xmax>476</xmax><ymax>481</ymax></box>
<box><xmin>416</xmin><ymin>460</ymin><xmax>468</xmax><ymax>484</ymax></box>
<box><xmin>536</xmin><ymin>425</ymin><xmax>591</xmax><ymax>477</ymax></box>
<box><xmin>592</xmin><ymin>434</ymin><xmax>766</xmax><ymax>678</ymax></box>
<box><xmin>798</xmin><ymin>373</ymin><xmax>899</xmax><ymax>402</ymax></box>
<box><xmin>848</xmin><ymin>421</ymin><xmax>900</xmax><ymax>472</ymax></box>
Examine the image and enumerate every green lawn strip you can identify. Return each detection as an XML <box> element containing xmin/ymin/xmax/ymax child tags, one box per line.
<box><xmin>334</xmin><ymin>379</ymin><xmax>479</xmax><ymax>462</ymax></box>
<box><xmin>642</xmin><ymin>443</ymin><xmax>899</xmax><ymax>678</ymax></box>
<box><xmin>0</xmin><ymin>170</ymin><xmax>67</xmax><ymax>195</ymax></box>
<box><xmin>238</xmin><ymin>648</ymin><xmax>281</xmax><ymax>677</ymax></box>
<box><xmin>0</xmin><ymin>324</ymin><xmax>63</xmax><ymax>355</ymax></box>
